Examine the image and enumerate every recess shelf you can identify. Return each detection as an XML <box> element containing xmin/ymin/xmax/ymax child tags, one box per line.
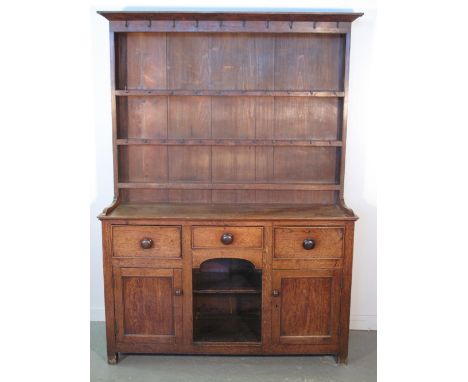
<box><xmin>193</xmin><ymin>272</ymin><xmax>261</xmax><ymax>295</ymax></box>
<box><xmin>116</xmin><ymin>139</ymin><xmax>343</xmax><ymax>147</ymax></box>
<box><xmin>115</xmin><ymin>89</ymin><xmax>345</xmax><ymax>97</ymax></box>
<box><xmin>117</xmin><ymin>182</ymin><xmax>341</xmax><ymax>191</ymax></box>
<box><xmin>194</xmin><ymin>288</ymin><xmax>260</xmax><ymax>294</ymax></box>
<box><xmin>193</xmin><ymin>315</ymin><xmax>261</xmax><ymax>343</ymax></box>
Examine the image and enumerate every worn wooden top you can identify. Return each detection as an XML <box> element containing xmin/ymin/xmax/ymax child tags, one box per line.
<box><xmin>99</xmin><ymin>203</ymin><xmax>358</xmax><ymax>221</ymax></box>
<box><xmin>98</xmin><ymin>11</ymin><xmax>363</xmax><ymax>22</ymax></box>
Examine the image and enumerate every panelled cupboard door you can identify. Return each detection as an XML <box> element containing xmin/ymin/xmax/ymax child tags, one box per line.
<box><xmin>272</xmin><ymin>269</ymin><xmax>341</xmax><ymax>345</ymax></box>
<box><xmin>113</xmin><ymin>267</ymin><xmax>183</xmax><ymax>345</ymax></box>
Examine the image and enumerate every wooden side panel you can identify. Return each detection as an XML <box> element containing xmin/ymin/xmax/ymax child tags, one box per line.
<box><xmin>338</xmin><ymin>221</ymin><xmax>355</xmax><ymax>363</ymax></box>
<box><xmin>274</xmin><ymin>34</ymin><xmax>345</xmax><ymax>90</ymax></box>
<box><xmin>272</xmin><ymin>269</ymin><xmax>341</xmax><ymax>345</ymax></box>
<box><xmin>101</xmin><ymin>222</ymin><xmax>117</xmax><ymax>362</ymax></box>
<box><xmin>125</xmin><ymin>33</ymin><xmax>167</xmax><ymax>89</ymax></box>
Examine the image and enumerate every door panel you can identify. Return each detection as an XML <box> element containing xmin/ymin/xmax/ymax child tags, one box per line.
<box><xmin>272</xmin><ymin>269</ymin><xmax>341</xmax><ymax>345</ymax></box>
<box><xmin>114</xmin><ymin>267</ymin><xmax>183</xmax><ymax>345</ymax></box>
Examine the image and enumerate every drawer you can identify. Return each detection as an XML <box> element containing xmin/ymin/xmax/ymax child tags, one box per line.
<box><xmin>274</xmin><ymin>227</ymin><xmax>343</xmax><ymax>259</ymax></box>
<box><xmin>112</xmin><ymin>225</ymin><xmax>181</xmax><ymax>258</ymax></box>
<box><xmin>192</xmin><ymin>226</ymin><xmax>264</xmax><ymax>249</ymax></box>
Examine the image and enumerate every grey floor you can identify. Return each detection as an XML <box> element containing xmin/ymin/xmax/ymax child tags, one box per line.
<box><xmin>91</xmin><ymin>321</ymin><xmax>376</xmax><ymax>382</ymax></box>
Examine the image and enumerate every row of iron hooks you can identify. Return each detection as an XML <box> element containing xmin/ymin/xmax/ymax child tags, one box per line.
<box><xmin>123</xmin><ymin>20</ymin><xmax>340</xmax><ymax>29</ymax></box>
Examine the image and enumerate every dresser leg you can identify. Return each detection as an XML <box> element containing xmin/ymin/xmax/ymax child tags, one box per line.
<box><xmin>335</xmin><ymin>352</ymin><xmax>348</xmax><ymax>364</ymax></box>
<box><xmin>107</xmin><ymin>352</ymin><xmax>119</xmax><ymax>364</ymax></box>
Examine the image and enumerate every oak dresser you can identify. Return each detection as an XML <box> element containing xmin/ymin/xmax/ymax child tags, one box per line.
<box><xmin>98</xmin><ymin>10</ymin><xmax>362</xmax><ymax>364</ymax></box>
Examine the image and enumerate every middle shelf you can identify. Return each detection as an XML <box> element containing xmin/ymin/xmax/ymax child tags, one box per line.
<box><xmin>193</xmin><ymin>271</ymin><xmax>262</xmax><ymax>295</ymax></box>
<box><xmin>116</xmin><ymin>138</ymin><xmax>343</xmax><ymax>147</ymax></box>
<box><xmin>117</xmin><ymin>182</ymin><xmax>341</xmax><ymax>191</ymax></box>
<box><xmin>115</xmin><ymin>89</ymin><xmax>345</xmax><ymax>97</ymax></box>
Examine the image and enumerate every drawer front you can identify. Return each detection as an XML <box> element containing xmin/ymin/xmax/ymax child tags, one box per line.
<box><xmin>112</xmin><ymin>225</ymin><xmax>181</xmax><ymax>258</ymax></box>
<box><xmin>274</xmin><ymin>227</ymin><xmax>343</xmax><ymax>259</ymax></box>
<box><xmin>192</xmin><ymin>226</ymin><xmax>264</xmax><ymax>249</ymax></box>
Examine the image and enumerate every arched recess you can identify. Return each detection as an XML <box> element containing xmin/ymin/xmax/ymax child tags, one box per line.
<box><xmin>192</xmin><ymin>258</ymin><xmax>262</xmax><ymax>342</ymax></box>
<box><xmin>192</xmin><ymin>252</ymin><xmax>262</xmax><ymax>269</ymax></box>
<box><xmin>199</xmin><ymin>258</ymin><xmax>256</xmax><ymax>273</ymax></box>
<box><xmin>194</xmin><ymin>258</ymin><xmax>261</xmax><ymax>292</ymax></box>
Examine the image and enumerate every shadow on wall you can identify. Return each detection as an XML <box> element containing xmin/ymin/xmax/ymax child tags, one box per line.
<box><xmin>345</xmin><ymin>10</ymin><xmax>377</xmax><ymax>329</ymax></box>
<box><xmin>90</xmin><ymin>7</ymin><xmax>114</xmax><ymax>321</ymax></box>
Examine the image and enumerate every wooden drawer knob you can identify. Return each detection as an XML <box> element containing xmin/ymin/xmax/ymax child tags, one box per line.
<box><xmin>174</xmin><ymin>289</ymin><xmax>183</xmax><ymax>296</ymax></box>
<box><xmin>220</xmin><ymin>233</ymin><xmax>234</xmax><ymax>245</ymax></box>
<box><xmin>140</xmin><ymin>238</ymin><xmax>153</xmax><ymax>249</ymax></box>
<box><xmin>303</xmin><ymin>239</ymin><xmax>315</xmax><ymax>250</ymax></box>
<box><xmin>272</xmin><ymin>289</ymin><xmax>280</xmax><ymax>297</ymax></box>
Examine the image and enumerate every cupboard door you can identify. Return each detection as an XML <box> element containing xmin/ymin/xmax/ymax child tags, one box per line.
<box><xmin>272</xmin><ymin>269</ymin><xmax>341</xmax><ymax>345</ymax></box>
<box><xmin>113</xmin><ymin>267</ymin><xmax>183</xmax><ymax>345</ymax></box>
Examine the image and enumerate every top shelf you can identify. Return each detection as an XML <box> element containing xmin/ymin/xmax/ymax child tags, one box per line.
<box><xmin>98</xmin><ymin>11</ymin><xmax>364</xmax><ymax>22</ymax></box>
<box><xmin>115</xmin><ymin>90</ymin><xmax>345</xmax><ymax>98</ymax></box>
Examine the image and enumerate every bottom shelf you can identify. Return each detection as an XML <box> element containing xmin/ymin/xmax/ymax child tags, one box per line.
<box><xmin>193</xmin><ymin>314</ymin><xmax>261</xmax><ymax>343</ymax></box>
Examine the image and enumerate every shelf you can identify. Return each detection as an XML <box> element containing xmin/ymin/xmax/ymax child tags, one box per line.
<box><xmin>193</xmin><ymin>314</ymin><xmax>261</xmax><ymax>343</ymax></box>
<box><xmin>116</xmin><ymin>138</ymin><xmax>342</xmax><ymax>147</ymax></box>
<box><xmin>194</xmin><ymin>288</ymin><xmax>260</xmax><ymax>294</ymax></box>
<box><xmin>115</xmin><ymin>89</ymin><xmax>345</xmax><ymax>97</ymax></box>
<box><xmin>193</xmin><ymin>272</ymin><xmax>261</xmax><ymax>295</ymax></box>
<box><xmin>99</xmin><ymin>11</ymin><xmax>364</xmax><ymax>23</ymax></box>
<box><xmin>117</xmin><ymin>182</ymin><xmax>341</xmax><ymax>191</ymax></box>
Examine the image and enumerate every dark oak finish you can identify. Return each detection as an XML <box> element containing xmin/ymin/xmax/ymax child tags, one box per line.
<box><xmin>98</xmin><ymin>11</ymin><xmax>363</xmax><ymax>22</ymax></box>
<box><xmin>113</xmin><ymin>267</ymin><xmax>183</xmax><ymax>345</ymax></box>
<box><xmin>98</xmin><ymin>10</ymin><xmax>361</xmax><ymax>364</ymax></box>
<box><xmin>272</xmin><ymin>269</ymin><xmax>342</xmax><ymax>345</ymax></box>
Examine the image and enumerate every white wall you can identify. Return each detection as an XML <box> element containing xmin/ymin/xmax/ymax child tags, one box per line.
<box><xmin>90</xmin><ymin>0</ymin><xmax>377</xmax><ymax>330</ymax></box>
